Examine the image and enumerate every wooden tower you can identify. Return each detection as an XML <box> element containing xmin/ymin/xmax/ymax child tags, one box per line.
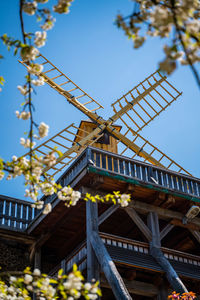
<box><xmin>0</xmin><ymin>54</ymin><xmax>199</xmax><ymax>299</ymax></box>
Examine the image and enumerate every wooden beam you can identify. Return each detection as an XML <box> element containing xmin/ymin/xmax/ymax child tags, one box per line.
<box><xmin>101</xmin><ymin>275</ymin><xmax>158</xmax><ymax>297</ymax></box>
<box><xmin>160</xmin><ymin>224</ymin><xmax>174</xmax><ymax>241</ymax></box>
<box><xmin>86</xmin><ymin>200</ymin><xmax>100</xmax><ymax>283</ymax></box>
<box><xmin>125</xmin><ymin>207</ymin><xmax>152</xmax><ymax>241</ymax></box>
<box><xmin>34</xmin><ymin>249</ymin><xmax>41</xmax><ymax>270</ymax></box>
<box><xmin>98</xmin><ymin>205</ymin><xmax>119</xmax><ymax>226</ymax></box>
<box><xmin>90</xmin><ymin>230</ymin><xmax>132</xmax><ymax>300</ymax></box>
<box><xmin>147</xmin><ymin>212</ymin><xmax>161</xmax><ymax>248</ymax></box>
<box><xmin>170</xmin><ymin>219</ymin><xmax>199</xmax><ymax>231</ymax></box>
<box><xmin>147</xmin><ymin>212</ymin><xmax>188</xmax><ymax>294</ymax></box>
<box><xmin>129</xmin><ymin>200</ymin><xmax>200</xmax><ymax>228</ymax></box>
<box><xmin>157</xmin><ymin>282</ymin><xmax>168</xmax><ymax>300</ymax></box>
<box><xmin>189</xmin><ymin>230</ymin><xmax>200</xmax><ymax>244</ymax></box>
<box><xmin>0</xmin><ymin>228</ymin><xmax>35</xmax><ymax>244</ymax></box>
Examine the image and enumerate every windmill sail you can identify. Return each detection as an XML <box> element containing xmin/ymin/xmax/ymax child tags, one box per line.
<box><xmin>19</xmin><ymin>55</ymin><xmax>191</xmax><ymax>176</ymax></box>
<box><xmin>114</xmin><ymin>124</ymin><xmax>191</xmax><ymax>175</ymax></box>
<box><xmin>111</xmin><ymin>71</ymin><xmax>182</xmax><ymax>133</ymax></box>
<box><xmin>19</xmin><ymin>53</ymin><xmax>104</xmax><ymax>115</ymax></box>
<box><xmin>23</xmin><ymin>123</ymin><xmax>104</xmax><ymax>177</ymax></box>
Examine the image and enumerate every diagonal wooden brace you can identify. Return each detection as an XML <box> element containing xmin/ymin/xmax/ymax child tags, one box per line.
<box><xmin>90</xmin><ymin>230</ymin><xmax>132</xmax><ymax>300</ymax></box>
<box><xmin>147</xmin><ymin>212</ymin><xmax>188</xmax><ymax>294</ymax></box>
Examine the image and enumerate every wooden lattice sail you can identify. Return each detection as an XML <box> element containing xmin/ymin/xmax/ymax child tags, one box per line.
<box><xmin>19</xmin><ymin>54</ymin><xmax>191</xmax><ymax>177</ymax></box>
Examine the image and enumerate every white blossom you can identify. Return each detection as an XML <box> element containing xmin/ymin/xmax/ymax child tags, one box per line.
<box><xmin>41</xmin><ymin>18</ymin><xmax>56</xmax><ymax>30</ymax></box>
<box><xmin>16</xmin><ymin>111</ymin><xmax>31</xmax><ymax>120</ymax></box>
<box><xmin>41</xmin><ymin>182</ymin><xmax>55</xmax><ymax>196</ymax></box>
<box><xmin>32</xmin><ymin>76</ymin><xmax>45</xmax><ymax>86</ymax></box>
<box><xmin>22</xmin><ymin>1</ymin><xmax>37</xmax><ymax>15</ymax></box>
<box><xmin>0</xmin><ymin>170</ymin><xmax>4</xmax><ymax>180</ymax></box>
<box><xmin>43</xmin><ymin>203</ymin><xmax>52</xmax><ymax>214</ymax></box>
<box><xmin>53</xmin><ymin>0</ymin><xmax>73</xmax><ymax>14</ymax></box>
<box><xmin>20</xmin><ymin>137</ymin><xmax>36</xmax><ymax>148</ymax></box>
<box><xmin>71</xmin><ymin>190</ymin><xmax>81</xmax><ymax>206</ymax></box>
<box><xmin>33</xmin><ymin>269</ymin><xmax>41</xmax><ymax>276</ymax></box>
<box><xmin>38</xmin><ymin>122</ymin><xmax>49</xmax><ymax>138</ymax></box>
<box><xmin>34</xmin><ymin>31</ymin><xmax>47</xmax><ymax>48</ymax></box>
<box><xmin>27</xmin><ymin>63</ymin><xmax>43</xmax><ymax>75</ymax></box>
<box><xmin>24</xmin><ymin>274</ymin><xmax>33</xmax><ymax>284</ymax></box>
<box><xmin>12</xmin><ymin>156</ymin><xmax>18</xmax><ymax>162</ymax></box>
<box><xmin>119</xmin><ymin>194</ymin><xmax>130</xmax><ymax>207</ymax></box>
<box><xmin>17</xmin><ymin>85</ymin><xmax>28</xmax><ymax>95</ymax></box>
<box><xmin>20</xmin><ymin>46</ymin><xmax>39</xmax><ymax>61</ymax></box>
<box><xmin>6</xmin><ymin>174</ymin><xmax>12</xmax><ymax>180</ymax></box>
<box><xmin>42</xmin><ymin>152</ymin><xmax>57</xmax><ymax>167</ymax></box>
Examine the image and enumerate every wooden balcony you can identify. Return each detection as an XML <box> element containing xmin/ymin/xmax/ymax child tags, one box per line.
<box><xmin>1</xmin><ymin>146</ymin><xmax>200</xmax><ymax>232</ymax></box>
<box><xmin>0</xmin><ymin>195</ymin><xmax>36</xmax><ymax>231</ymax></box>
<box><xmin>49</xmin><ymin>232</ymin><xmax>200</xmax><ymax>280</ymax></box>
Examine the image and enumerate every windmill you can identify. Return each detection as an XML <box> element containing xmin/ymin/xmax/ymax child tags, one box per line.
<box><xmin>19</xmin><ymin>54</ymin><xmax>191</xmax><ymax>178</ymax></box>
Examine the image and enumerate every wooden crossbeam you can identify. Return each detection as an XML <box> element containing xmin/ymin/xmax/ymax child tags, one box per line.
<box><xmin>160</xmin><ymin>224</ymin><xmax>174</xmax><ymax>241</ymax></box>
<box><xmin>125</xmin><ymin>207</ymin><xmax>152</xmax><ymax>241</ymax></box>
<box><xmin>98</xmin><ymin>205</ymin><xmax>119</xmax><ymax>226</ymax></box>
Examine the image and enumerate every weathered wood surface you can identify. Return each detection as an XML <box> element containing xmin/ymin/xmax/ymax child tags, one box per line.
<box><xmin>129</xmin><ymin>200</ymin><xmax>200</xmax><ymax>228</ymax></box>
<box><xmin>125</xmin><ymin>207</ymin><xmax>152</xmax><ymax>241</ymax></box>
<box><xmin>98</xmin><ymin>205</ymin><xmax>119</xmax><ymax>226</ymax></box>
<box><xmin>86</xmin><ymin>200</ymin><xmax>100</xmax><ymax>283</ymax></box>
<box><xmin>88</xmin><ymin>147</ymin><xmax>200</xmax><ymax>198</ymax></box>
<box><xmin>90</xmin><ymin>231</ymin><xmax>132</xmax><ymax>300</ymax></box>
<box><xmin>0</xmin><ymin>195</ymin><xmax>36</xmax><ymax>231</ymax></box>
<box><xmin>147</xmin><ymin>212</ymin><xmax>188</xmax><ymax>294</ymax></box>
<box><xmin>101</xmin><ymin>275</ymin><xmax>158</xmax><ymax>297</ymax></box>
<box><xmin>160</xmin><ymin>224</ymin><xmax>174</xmax><ymax>241</ymax></box>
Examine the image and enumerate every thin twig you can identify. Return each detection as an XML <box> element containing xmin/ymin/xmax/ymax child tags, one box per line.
<box><xmin>170</xmin><ymin>0</ymin><xmax>200</xmax><ymax>88</ymax></box>
<box><xmin>19</xmin><ymin>0</ymin><xmax>26</xmax><ymax>44</ymax></box>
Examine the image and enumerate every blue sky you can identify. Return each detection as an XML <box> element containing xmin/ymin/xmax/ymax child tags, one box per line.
<box><xmin>0</xmin><ymin>0</ymin><xmax>200</xmax><ymax>200</ymax></box>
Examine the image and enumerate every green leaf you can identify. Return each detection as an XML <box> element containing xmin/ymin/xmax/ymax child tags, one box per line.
<box><xmin>14</xmin><ymin>47</ymin><xmax>18</xmax><ymax>55</ymax></box>
<box><xmin>0</xmin><ymin>76</ymin><xmax>5</xmax><ymax>86</ymax></box>
<box><xmin>58</xmin><ymin>269</ymin><xmax>63</xmax><ymax>276</ymax></box>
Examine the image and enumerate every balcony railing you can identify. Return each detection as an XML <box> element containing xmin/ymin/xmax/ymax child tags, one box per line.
<box><xmin>88</xmin><ymin>147</ymin><xmax>200</xmax><ymax>200</ymax></box>
<box><xmin>1</xmin><ymin>147</ymin><xmax>200</xmax><ymax>232</ymax></box>
<box><xmin>49</xmin><ymin>232</ymin><xmax>200</xmax><ymax>278</ymax></box>
<box><xmin>0</xmin><ymin>196</ymin><xmax>36</xmax><ymax>231</ymax></box>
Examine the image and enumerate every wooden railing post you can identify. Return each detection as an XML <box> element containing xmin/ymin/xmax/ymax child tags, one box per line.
<box><xmin>147</xmin><ymin>212</ymin><xmax>188</xmax><ymax>294</ymax></box>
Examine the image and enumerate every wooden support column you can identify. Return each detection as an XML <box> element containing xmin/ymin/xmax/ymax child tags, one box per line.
<box><xmin>34</xmin><ymin>249</ymin><xmax>41</xmax><ymax>270</ymax></box>
<box><xmin>147</xmin><ymin>212</ymin><xmax>188</xmax><ymax>294</ymax></box>
<box><xmin>33</xmin><ymin>249</ymin><xmax>41</xmax><ymax>300</ymax></box>
<box><xmin>86</xmin><ymin>200</ymin><xmax>100</xmax><ymax>283</ymax></box>
<box><xmin>90</xmin><ymin>231</ymin><xmax>132</xmax><ymax>300</ymax></box>
<box><xmin>157</xmin><ymin>282</ymin><xmax>168</xmax><ymax>300</ymax></box>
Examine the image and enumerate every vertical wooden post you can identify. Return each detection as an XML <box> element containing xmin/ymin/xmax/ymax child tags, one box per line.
<box><xmin>147</xmin><ymin>212</ymin><xmax>188</xmax><ymax>294</ymax></box>
<box><xmin>34</xmin><ymin>249</ymin><xmax>41</xmax><ymax>270</ymax></box>
<box><xmin>86</xmin><ymin>200</ymin><xmax>100</xmax><ymax>282</ymax></box>
<box><xmin>157</xmin><ymin>282</ymin><xmax>168</xmax><ymax>300</ymax></box>
<box><xmin>61</xmin><ymin>259</ymin><xmax>66</xmax><ymax>274</ymax></box>
<box><xmin>33</xmin><ymin>249</ymin><xmax>41</xmax><ymax>300</ymax></box>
